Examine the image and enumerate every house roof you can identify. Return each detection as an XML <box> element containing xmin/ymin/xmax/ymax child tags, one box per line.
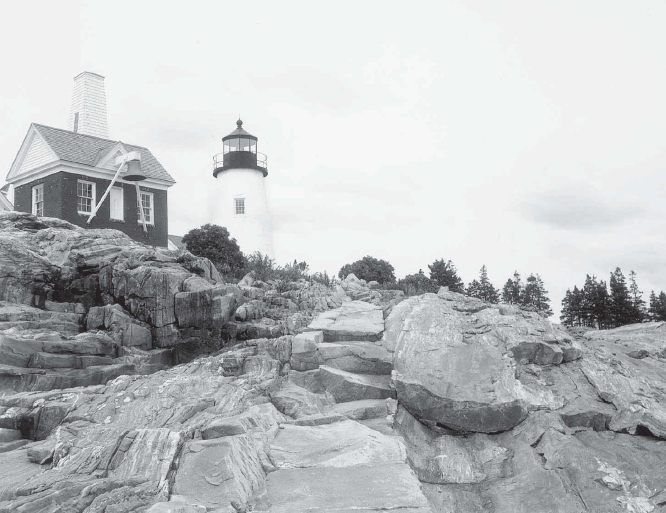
<box><xmin>167</xmin><ymin>234</ymin><xmax>185</xmax><ymax>249</ymax></box>
<box><xmin>32</xmin><ymin>124</ymin><xmax>175</xmax><ymax>183</ymax></box>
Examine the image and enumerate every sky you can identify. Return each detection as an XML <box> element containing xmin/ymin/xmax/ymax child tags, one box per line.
<box><xmin>1</xmin><ymin>1</ymin><xmax>665</xmax><ymax>320</ymax></box>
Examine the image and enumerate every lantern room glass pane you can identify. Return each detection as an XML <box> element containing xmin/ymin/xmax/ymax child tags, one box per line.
<box><xmin>223</xmin><ymin>140</ymin><xmax>230</xmax><ymax>154</ymax></box>
<box><xmin>249</xmin><ymin>140</ymin><xmax>257</xmax><ymax>153</ymax></box>
<box><xmin>240</xmin><ymin>138</ymin><xmax>251</xmax><ymax>151</ymax></box>
<box><xmin>228</xmin><ymin>138</ymin><xmax>240</xmax><ymax>152</ymax></box>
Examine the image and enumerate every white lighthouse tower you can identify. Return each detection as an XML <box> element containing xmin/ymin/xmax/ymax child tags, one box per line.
<box><xmin>213</xmin><ymin>120</ymin><xmax>274</xmax><ymax>259</ymax></box>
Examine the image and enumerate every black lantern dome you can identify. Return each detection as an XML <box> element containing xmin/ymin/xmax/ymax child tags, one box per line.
<box><xmin>213</xmin><ymin>119</ymin><xmax>268</xmax><ymax>177</ymax></box>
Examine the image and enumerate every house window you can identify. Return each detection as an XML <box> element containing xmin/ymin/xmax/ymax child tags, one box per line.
<box><xmin>235</xmin><ymin>197</ymin><xmax>245</xmax><ymax>215</ymax></box>
<box><xmin>110</xmin><ymin>187</ymin><xmax>124</xmax><ymax>220</ymax></box>
<box><xmin>77</xmin><ymin>180</ymin><xmax>96</xmax><ymax>214</ymax></box>
<box><xmin>32</xmin><ymin>184</ymin><xmax>44</xmax><ymax>217</ymax></box>
<box><xmin>137</xmin><ymin>191</ymin><xmax>154</xmax><ymax>224</ymax></box>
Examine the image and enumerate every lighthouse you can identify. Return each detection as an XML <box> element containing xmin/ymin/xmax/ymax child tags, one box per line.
<box><xmin>212</xmin><ymin>120</ymin><xmax>275</xmax><ymax>259</ymax></box>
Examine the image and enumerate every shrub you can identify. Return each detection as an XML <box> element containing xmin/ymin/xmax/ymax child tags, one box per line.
<box><xmin>245</xmin><ymin>253</ymin><xmax>310</xmax><ymax>284</ymax></box>
<box><xmin>338</xmin><ymin>256</ymin><xmax>396</xmax><ymax>285</ymax></box>
<box><xmin>181</xmin><ymin>224</ymin><xmax>247</xmax><ymax>279</ymax></box>
<box><xmin>397</xmin><ymin>270</ymin><xmax>438</xmax><ymax>296</ymax></box>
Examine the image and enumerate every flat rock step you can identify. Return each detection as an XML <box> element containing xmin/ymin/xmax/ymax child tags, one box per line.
<box><xmin>262</xmin><ymin>420</ymin><xmax>431</xmax><ymax>512</ymax></box>
<box><xmin>263</xmin><ymin>463</ymin><xmax>431</xmax><ymax>512</ymax></box>
<box><xmin>318</xmin><ymin>341</ymin><xmax>393</xmax><ymax>375</ymax></box>
<box><xmin>290</xmin><ymin>366</ymin><xmax>396</xmax><ymax>403</ymax></box>
<box><xmin>307</xmin><ymin>301</ymin><xmax>384</xmax><ymax>342</ymax></box>
<box><xmin>326</xmin><ymin>399</ymin><xmax>392</xmax><ymax>420</ymax></box>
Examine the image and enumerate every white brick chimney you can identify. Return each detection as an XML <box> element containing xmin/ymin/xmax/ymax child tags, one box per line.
<box><xmin>68</xmin><ymin>71</ymin><xmax>109</xmax><ymax>138</ymax></box>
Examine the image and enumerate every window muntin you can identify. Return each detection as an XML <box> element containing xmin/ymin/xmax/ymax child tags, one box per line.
<box><xmin>235</xmin><ymin>197</ymin><xmax>245</xmax><ymax>215</ymax></box>
<box><xmin>110</xmin><ymin>187</ymin><xmax>124</xmax><ymax>220</ymax></box>
<box><xmin>228</xmin><ymin>138</ymin><xmax>240</xmax><ymax>152</ymax></box>
<box><xmin>137</xmin><ymin>191</ymin><xmax>154</xmax><ymax>225</ymax></box>
<box><xmin>32</xmin><ymin>184</ymin><xmax>44</xmax><ymax>217</ymax></box>
<box><xmin>77</xmin><ymin>180</ymin><xmax>95</xmax><ymax>214</ymax></box>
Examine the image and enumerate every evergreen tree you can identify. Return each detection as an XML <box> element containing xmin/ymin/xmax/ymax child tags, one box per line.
<box><xmin>648</xmin><ymin>291</ymin><xmax>666</xmax><ymax>321</ymax></box>
<box><xmin>522</xmin><ymin>274</ymin><xmax>553</xmax><ymax>316</ymax></box>
<box><xmin>648</xmin><ymin>291</ymin><xmax>658</xmax><ymax>321</ymax></box>
<box><xmin>560</xmin><ymin>289</ymin><xmax>575</xmax><ymax>326</ymax></box>
<box><xmin>627</xmin><ymin>270</ymin><xmax>647</xmax><ymax>324</ymax></box>
<box><xmin>609</xmin><ymin>268</ymin><xmax>633</xmax><ymax>328</ymax></box>
<box><xmin>467</xmin><ymin>265</ymin><xmax>500</xmax><ymax>303</ymax></box>
<box><xmin>501</xmin><ymin>271</ymin><xmax>523</xmax><ymax>304</ymax></box>
<box><xmin>428</xmin><ymin>259</ymin><xmax>465</xmax><ymax>293</ymax></box>
<box><xmin>591</xmin><ymin>279</ymin><xmax>611</xmax><ymax>329</ymax></box>
<box><xmin>570</xmin><ymin>285</ymin><xmax>585</xmax><ymax>326</ymax></box>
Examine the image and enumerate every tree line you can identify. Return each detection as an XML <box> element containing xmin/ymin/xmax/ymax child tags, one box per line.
<box><xmin>337</xmin><ymin>256</ymin><xmax>553</xmax><ymax>316</ymax></box>
<box><xmin>560</xmin><ymin>268</ymin><xmax>666</xmax><ymax>328</ymax></box>
<box><xmin>180</xmin><ymin>225</ymin><xmax>663</xmax><ymax>327</ymax></box>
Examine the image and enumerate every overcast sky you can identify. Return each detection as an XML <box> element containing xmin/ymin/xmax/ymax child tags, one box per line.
<box><xmin>1</xmin><ymin>1</ymin><xmax>665</xmax><ymax>319</ymax></box>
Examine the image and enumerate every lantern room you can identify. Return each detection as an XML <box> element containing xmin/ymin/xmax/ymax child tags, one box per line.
<box><xmin>213</xmin><ymin>119</ymin><xmax>268</xmax><ymax>177</ymax></box>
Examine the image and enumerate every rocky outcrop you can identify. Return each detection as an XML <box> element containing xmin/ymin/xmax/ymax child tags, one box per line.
<box><xmin>385</xmin><ymin>290</ymin><xmax>578</xmax><ymax>433</ymax></box>
<box><xmin>3</xmin><ymin>212</ymin><xmax>666</xmax><ymax>512</ymax></box>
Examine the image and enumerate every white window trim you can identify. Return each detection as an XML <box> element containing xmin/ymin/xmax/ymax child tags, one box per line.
<box><xmin>77</xmin><ymin>179</ymin><xmax>96</xmax><ymax>215</ymax></box>
<box><xmin>110</xmin><ymin>186</ymin><xmax>124</xmax><ymax>221</ymax></box>
<box><xmin>234</xmin><ymin>197</ymin><xmax>246</xmax><ymax>216</ymax></box>
<box><xmin>32</xmin><ymin>183</ymin><xmax>44</xmax><ymax>216</ymax></box>
<box><xmin>137</xmin><ymin>191</ymin><xmax>155</xmax><ymax>225</ymax></box>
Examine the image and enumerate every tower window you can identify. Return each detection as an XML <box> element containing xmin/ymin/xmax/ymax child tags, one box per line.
<box><xmin>77</xmin><ymin>180</ymin><xmax>96</xmax><ymax>214</ymax></box>
<box><xmin>235</xmin><ymin>198</ymin><xmax>245</xmax><ymax>215</ymax></box>
<box><xmin>73</xmin><ymin>112</ymin><xmax>79</xmax><ymax>133</ymax></box>
<box><xmin>32</xmin><ymin>184</ymin><xmax>44</xmax><ymax>217</ymax></box>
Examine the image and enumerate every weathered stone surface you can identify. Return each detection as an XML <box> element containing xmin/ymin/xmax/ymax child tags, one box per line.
<box><xmin>387</xmin><ymin>293</ymin><xmax>561</xmax><ymax>433</ymax></box>
<box><xmin>87</xmin><ymin>304</ymin><xmax>152</xmax><ymax>349</ymax></box>
<box><xmin>311</xmin><ymin>366</ymin><xmax>395</xmax><ymax>403</ymax></box>
<box><xmin>270</xmin><ymin>380</ymin><xmax>333</xmax><ymax>419</ymax></box>
<box><xmin>307</xmin><ymin>300</ymin><xmax>384</xmax><ymax>342</ymax></box>
<box><xmin>270</xmin><ymin>420</ymin><xmax>407</xmax><ymax>469</ymax></box>
<box><xmin>327</xmin><ymin>398</ymin><xmax>391</xmax><ymax>420</ymax></box>
<box><xmin>262</xmin><ymin>463</ymin><xmax>431</xmax><ymax>512</ymax></box>
<box><xmin>0</xmin><ymin>428</ymin><xmax>21</xmax><ymax>443</ymax></box>
<box><xmin>318</xmin><ymin>341</ymin><xmax>393</xmax><ymax>374</ymax></box>
<box><xmin>173</xmin><ymin>435</ymin><xmax>265</xmax><ymax>510</ymax></box>
<box><xmin>201</xmin><ymin>417</ymin><xmax>247</xmax><ymax>439</ymax></box>
<box><xmin>289</xmin><ymin>330</ymin><xmax>323</xmax><ymax>371</ymax></box>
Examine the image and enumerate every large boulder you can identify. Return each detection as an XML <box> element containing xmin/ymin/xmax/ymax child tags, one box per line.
<box><xmin>385</xmin><ymin>291</ymin><xmax>579</xmax><ymax>433</ymax></box>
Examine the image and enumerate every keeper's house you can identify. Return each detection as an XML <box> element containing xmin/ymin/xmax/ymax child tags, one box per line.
<box><xmin>4</xmin><ymin>72</ymin><xmax>176</xmax><ymax>247</ymax></box>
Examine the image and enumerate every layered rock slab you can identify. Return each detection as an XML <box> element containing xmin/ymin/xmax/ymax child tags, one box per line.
<box><xmin>261</xmin><ymin>419</ymin><xmax>431</xmax><ymax>512</ymax></box>
<box><xmin>307</xmin><ymin>300</ymin><xmax>384</xmax><ymax>342</ymax></box>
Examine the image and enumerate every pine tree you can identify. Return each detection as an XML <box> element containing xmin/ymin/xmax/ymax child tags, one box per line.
<box><xmin>627</xmin><ymin>270</ymin><xmax>647</xmax><ymax>324</ymax></box>
<box><xmin>571</xmin><ymin>285</ymin><xmax>584</xmax><ymax>326</ymax></box>
<box><xmin>560</xmin><ymin>289</ymin><xmax>575</xmax><ymax>326</ymax></box>
<box><xmin>501</xmin><ymin>271</ymin><xmax>522</xmax><ymax>304</ymax></box>
<box><xmin>467</xmin><ymin>265</ymin><xmax>500</xmax><ymax>303</ymax></box>
<box><xmin>648</xmin><ymin>291</ymin><xmax>666</xmax><ymax>322</ymax></box>
<box><xmin>609</xmin><ymin>268</ymin><xmax>633</xmax><ymax>328</ymax></box>
<box><xmin>591</xmin><ymin>279</ymin><xmax>611</xmax><ymax>329</ymax></box>
<box><xmin>522</xmin><ymin>274</ymin><xmax>553</xmax><ymax>316</ymax></box>
<box><xmin>428</xmin><ymin>259</ymin><xmax>465</xmax><ymax>293</ymax></box>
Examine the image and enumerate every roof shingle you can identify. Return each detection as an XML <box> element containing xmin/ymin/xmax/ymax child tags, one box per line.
<box><xmin>33</xmin><ymin>124</ymin><xmax>175</xmax><ymax>183</ymax></box>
